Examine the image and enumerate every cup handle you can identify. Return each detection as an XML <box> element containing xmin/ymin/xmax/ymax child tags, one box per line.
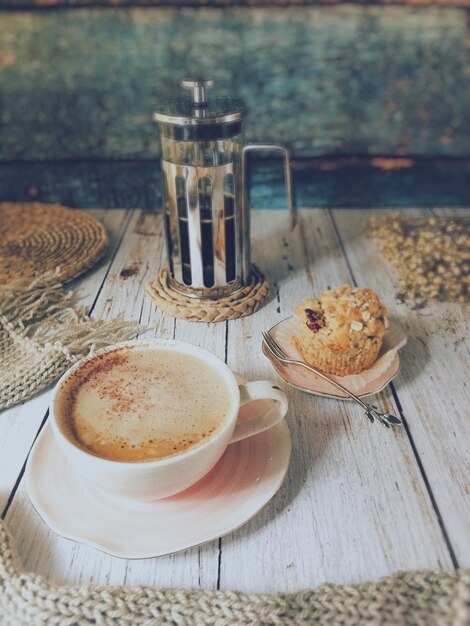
<box><xmin>229</xmin><ymin>381</ymin><xmax>288</xmax><ymax>444</ymax></box>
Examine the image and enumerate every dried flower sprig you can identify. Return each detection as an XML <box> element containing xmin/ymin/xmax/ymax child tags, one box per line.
<box><xmin>368</xmin><ymin>213</ymin><xmax>470</xmax><ymax>306</ymax></box>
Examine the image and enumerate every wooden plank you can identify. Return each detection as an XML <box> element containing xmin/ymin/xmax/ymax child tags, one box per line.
<box><xmin>220</xmin><ymin>209</ymin><xmax>453</xmax><ymax>592</ymax></box>
<box><xmin>0</xmin><ymin>208</ymin><xmax>130</xmax><ymax>515</ymax></box>
<box><xmin>0</xmin><ymin>7</ymin><xmax>469</xmax><ymax>160</ymax></box>
<box><xmin>4</xmin><ymin>209</ymin><xmax>219</xmax><ymax>588</ymax></box>
<box><xmin>3</xmin><ymin>159</ymin><xmax>470</xmax><ymax>211</ymax></box>
<box><xmin>330</xmin><ymin>207</ymin><xmax>470</xmax><ymax>568</ymax></box>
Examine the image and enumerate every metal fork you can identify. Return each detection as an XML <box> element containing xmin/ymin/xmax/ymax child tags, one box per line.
<box><xmin>262</xmin><ymin>331</ymin><xmax>402</xmax><ymax>428</ymax></box>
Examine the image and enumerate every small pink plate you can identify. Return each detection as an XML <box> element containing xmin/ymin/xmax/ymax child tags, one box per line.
<box><xmin>25</xmin><ymin>398</ymin><xmax>291</xmax><ymax>559</ymax></box>
<box><xmin>263</xmin><ymin>318</ymin><xmax>407</xmax><ymax>399</ymax></box>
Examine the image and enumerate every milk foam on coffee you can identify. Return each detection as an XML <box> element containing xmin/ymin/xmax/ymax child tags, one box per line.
<box><xmin>57</xmin><ymin>346</ymin><xmax>232</xmax><ymax>462</ymax></box>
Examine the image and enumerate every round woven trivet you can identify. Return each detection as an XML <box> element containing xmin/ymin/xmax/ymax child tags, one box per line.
<box><xmin>0</xmin><ymin>202</ymin><xmax>109</xmax><ymax>283</ymax></box>
<box><xmin>146</xmin><ymin>265</ymin><xmax>269</xmax><ymax>322</ymax></box>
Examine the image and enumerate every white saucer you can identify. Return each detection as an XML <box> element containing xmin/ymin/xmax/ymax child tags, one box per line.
<box><xmin>26</xmin><ymin>412</ymin><xmax>291</xmax><ymax>559</ymax></box>
<box><xmin>263</xmin><ymin>317</ymin><xmax>407</xmax><ymax>399</ymax></box>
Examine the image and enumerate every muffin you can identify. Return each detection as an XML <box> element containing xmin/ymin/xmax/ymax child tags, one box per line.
<box><xmin>294</xmin><ymin>285</ymin><xmax>388</xmax><ymax>376</ymax></box>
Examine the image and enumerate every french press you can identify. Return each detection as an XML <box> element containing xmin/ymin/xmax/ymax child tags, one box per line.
<box><xmin>154</xmin><ymin>78</ymin><xmax>296</xmax><ymax>299</ymax></box>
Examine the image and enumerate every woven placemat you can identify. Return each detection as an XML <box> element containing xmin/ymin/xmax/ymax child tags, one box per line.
<box><xmin>0</xmin><ymin>202</ymin><xmax>109</xmax><ymax>283</ymax></box>
<box><xmin>146</xmin><ymin>265</ymin><xmax>269</xmax><ymax>322</ymax></box>
<box><xmin>0</xmin><ymin>519</ymin><xmax>469</xmax><ymax>626</ymax></box>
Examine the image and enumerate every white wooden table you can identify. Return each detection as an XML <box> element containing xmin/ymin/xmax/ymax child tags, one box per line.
<box><xmin>1</xmin><ymin>208</ymin><xmax>469</xmax><ymax>592</ymax></box>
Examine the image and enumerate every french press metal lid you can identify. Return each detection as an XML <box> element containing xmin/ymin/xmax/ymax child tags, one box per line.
<box><xmin>154</xmin><ymin>78</ymin><xmax>295</xmax><ymax>299</ymax></box>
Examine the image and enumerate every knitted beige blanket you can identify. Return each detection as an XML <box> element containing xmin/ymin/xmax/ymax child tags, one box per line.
<box><xmin>0</xmin><ymin>277</ymin><xmax>141</xmax><ymax>411</ymax></box>
<box><xmin>0</xmin><ymin>519</ymin><xmax>468</xmax><ymax>626</ymax></box>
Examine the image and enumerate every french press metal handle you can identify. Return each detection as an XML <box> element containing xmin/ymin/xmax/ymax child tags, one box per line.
<box><xmin>241</xmin><ymin>144</ymin><xmax>296</xmax><ymax>282</ymax></box>
<box><xmin>242</xmin><ymin>144</ymin><xmax>296</xmax><ymax>231</ymax></box>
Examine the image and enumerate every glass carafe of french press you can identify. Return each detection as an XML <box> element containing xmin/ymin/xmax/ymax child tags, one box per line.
<box><xmin>154</xmin><ymin>78</ymin><xmax>295</xmax><ymax>299</ymax></box>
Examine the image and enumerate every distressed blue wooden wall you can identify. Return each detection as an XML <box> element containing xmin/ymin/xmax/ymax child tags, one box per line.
<box><xmin>0</xmin><ymin>7</ymin><xmax>469</xmax><ymax>161</ymax></box>
<box><xmin>1</xmin><ymin>3</ymin><xmax>469</xmax><ymax>207</ymax></box>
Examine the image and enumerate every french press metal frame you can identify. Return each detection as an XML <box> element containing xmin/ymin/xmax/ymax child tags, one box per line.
<box><xmin>155</xmin><ymin>78</ymin><xmax>296</xmax><ymax>299</ymax></box>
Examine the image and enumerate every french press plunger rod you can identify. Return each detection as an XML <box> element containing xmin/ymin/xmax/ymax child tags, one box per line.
<box><xmin>154</xmin><ymin>78</ymin><xmax>296</xmax><ymax>299</ymax></box>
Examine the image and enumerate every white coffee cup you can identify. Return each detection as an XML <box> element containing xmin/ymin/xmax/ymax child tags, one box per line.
<box><xmin>49</xmin><ymin>339</ymin><xmax>288</xmax><ymax>501</ymax></box>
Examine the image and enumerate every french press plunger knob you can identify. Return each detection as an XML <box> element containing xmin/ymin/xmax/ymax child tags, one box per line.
<box><xmin>181</xmin><ymin>78</ymin><xmax>214</xmax><ymax>105</ymax></box>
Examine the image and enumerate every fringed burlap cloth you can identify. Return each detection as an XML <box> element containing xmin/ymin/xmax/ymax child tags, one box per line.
<box><xmin>0</xmin><ymin>521</ymin><xmax>468</xmax><ymax>626</ymax></box>
<box><xmin>0</xmin><ymin>277</ymin><xmax>141</xmax><ymax>410</ymax></box>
